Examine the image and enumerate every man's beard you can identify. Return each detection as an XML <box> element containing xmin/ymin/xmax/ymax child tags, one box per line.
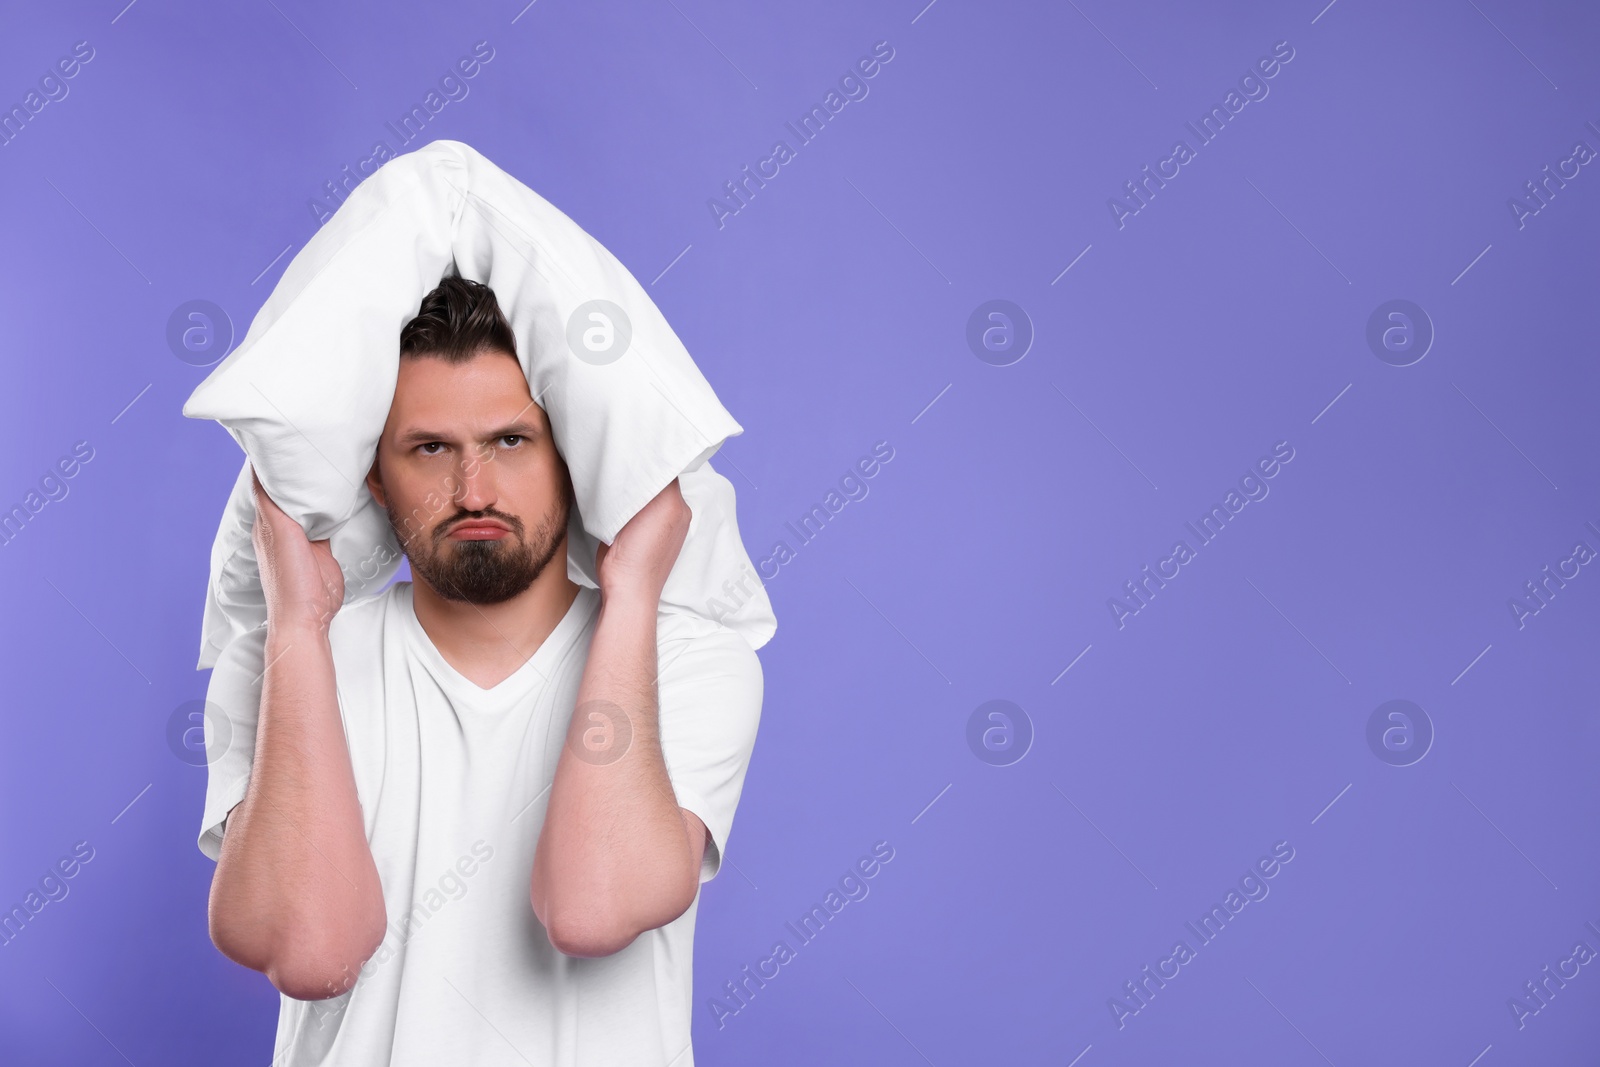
<box><xmin>389</xmin><ymin>488</ymin><xmax>570</xmax><ymax>605</ymax></box>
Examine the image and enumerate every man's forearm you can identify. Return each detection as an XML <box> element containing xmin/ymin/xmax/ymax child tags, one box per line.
<box><xmin>208</xmin><ymin>622</ymin><xmax>387</xmax><ymax>999</ymax></box>
<box><xmin>531</xmin><ymin>590</ymin><xmax>699</xmax><ymax>957</ymax></box>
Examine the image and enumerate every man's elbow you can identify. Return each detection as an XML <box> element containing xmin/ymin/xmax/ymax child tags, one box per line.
<box><xmin>545</xmin><ymin>913</ymin><xmax>639</xmax><ymax>959</ymax></box>
<box><xmin>541</xmin><ymin>889</ymin><xmax>697</xmax><ymax>958</ymax></box>
<box><xmin>211</xmin><ymin>908</ymin><xmax>388</xmax><ymax>1000</ymax></box>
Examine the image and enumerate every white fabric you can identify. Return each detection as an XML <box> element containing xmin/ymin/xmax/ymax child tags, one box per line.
<box><xmin>198</xmin><ymin>581</ymin><xmax>764</xmax><ymax>1066</ymax></box>
<box><xmin>181</xmin><ymin>137</ymin><xmax>775</xmax><ymax>670</ymax></box>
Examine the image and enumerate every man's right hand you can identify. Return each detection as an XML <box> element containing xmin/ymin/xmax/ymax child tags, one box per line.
<box><xmin>212</xmin><ymin>469</ymin><xmax>385</xmax><ymax>1000</ymax></box>
<box><xmin>250</xmin><ymin>466</ymin><xmax>345</xmax><ymax>634</ymax></box>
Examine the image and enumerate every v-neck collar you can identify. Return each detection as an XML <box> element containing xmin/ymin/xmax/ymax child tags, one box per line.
<box><xmin>396</xmin><ymin>581</ymin><xmax>598</xmax><ymax>704</ymax></box>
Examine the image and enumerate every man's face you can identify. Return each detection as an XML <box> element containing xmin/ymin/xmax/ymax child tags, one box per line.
<box><xmin>366</xmin><ymin>349</ymin><xmax>571</xmax><ymax>604</ymax></box>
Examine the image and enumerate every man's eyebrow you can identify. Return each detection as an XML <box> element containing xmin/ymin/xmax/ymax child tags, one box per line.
<box><xmin>395</xmin><ymin>422</ymin><xmax>543</xmax><ymax>447</ymax></box>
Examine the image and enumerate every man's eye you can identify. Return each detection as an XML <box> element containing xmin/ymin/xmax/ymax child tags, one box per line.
<box><xmin>419</xmin><ymin>443</ymin><xmax>444</xmax><ymax>455</ymax></box>
<box><xmin>500</xmin><ymin>435</ymin><xmax>524</xmax><ymax>447</ymax></box>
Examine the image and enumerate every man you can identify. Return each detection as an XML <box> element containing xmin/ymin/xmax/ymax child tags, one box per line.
<box><xmin>203</xmin><ymin>276</ymin><xmax>764</xmax><ymax>1065</ymax></box>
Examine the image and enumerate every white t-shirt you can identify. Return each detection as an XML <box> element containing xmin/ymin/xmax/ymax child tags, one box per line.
<box><xmin>196</xmin><ymin>580</ymin><xmax>764</xmax><ymax>1066</ymax></box>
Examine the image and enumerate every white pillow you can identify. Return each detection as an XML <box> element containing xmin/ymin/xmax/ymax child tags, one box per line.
<box><xmin>183</xmin><ymin>139</ymin><xmax>775</xmax><ymax>669</ymax></box>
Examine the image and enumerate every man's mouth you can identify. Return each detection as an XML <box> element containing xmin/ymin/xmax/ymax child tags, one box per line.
<box><xmin>446</xmin><ymin>519</ymin><xmax>512</xmax><ymax>541</ymax></box>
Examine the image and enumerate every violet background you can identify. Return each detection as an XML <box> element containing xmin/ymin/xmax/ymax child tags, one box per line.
<box><xmin>0</xmin><ymin>0</ymin><xmax>1596</xmax><ymax>1063</ymax></box>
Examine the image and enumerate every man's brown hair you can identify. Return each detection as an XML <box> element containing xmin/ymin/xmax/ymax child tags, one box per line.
<box><xmin>399</xmin><ymin>275</ymin><xmax>518</xmax><ymax>364</ymax></box>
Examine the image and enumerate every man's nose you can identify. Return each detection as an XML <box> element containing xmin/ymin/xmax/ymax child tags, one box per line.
<box><xmin>453</xmin><ymin>445</ymin><xmax>499</xmax><ymax>510</ymax></box>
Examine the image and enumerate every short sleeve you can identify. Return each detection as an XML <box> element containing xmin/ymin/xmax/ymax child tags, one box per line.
<box><xmin>195</xmin><ymin>621</ymin><xmax>268</xmax><ymax>862</ymax></box>
<box><xmin>655</xmin><ymin>613</ymin><xmax>764</xmax><ymax>884</ymax></box>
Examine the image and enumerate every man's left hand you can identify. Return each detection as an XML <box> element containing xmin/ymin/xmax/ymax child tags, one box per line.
<box><xmin>594</xmin><ymin>479</ymin><xmax>690</xmax><ymax>606</ymax></box>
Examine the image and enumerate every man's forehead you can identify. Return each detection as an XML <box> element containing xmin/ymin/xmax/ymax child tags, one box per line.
<box><xmin>386</xmin><ymin>353</ymin><xmax>550</xmax><ymax>436</ymax></box>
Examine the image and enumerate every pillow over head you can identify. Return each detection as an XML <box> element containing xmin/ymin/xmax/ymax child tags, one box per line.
<box><xmin>184</xmin><ymin>139</ymin><xmax>774</xmax><ymax>668</ymax></box>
